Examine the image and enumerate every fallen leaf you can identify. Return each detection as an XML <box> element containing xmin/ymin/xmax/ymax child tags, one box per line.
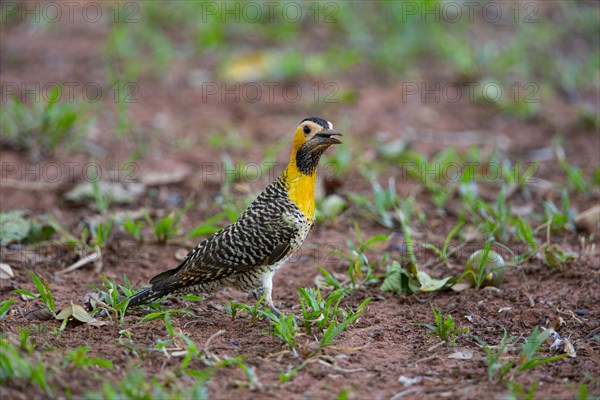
<box><xmin>0</xmin><ymin>263</ymin><xmax>14</xmax><ymax>279</ymax></box>
<box><xmin>417</xmin><ymin>271</ymin><xmax>453</xmax><ymax>292</ymax></box>
<box><xmin>72</xmin><ymin>303</ymin><xmax>93</xmax><ymax>323</ymax></box>
<box><xmin>448</xmin><ymin>349</ymin><xmax>473</xmax><ymax>360</ymax></box>
<box><xmin>451</xmin><ymin>282</ymin><xmax>471</xmax><ymax>292</ymax></box>
<box><xmin>87</xmin><ymin>318</ymin><xmax>108</xmax><ymax>327</ymax></box>
<box><xmin>65</xmin><ymin>181</ymin><xmax>145</xmax><ymax>205</ymax></box>
<box><xmin>398</xmin><ymin>375</ymin><xmax>422</xmax><ymax>387</ymax></box>
<box><xmin>564</xmin><ymin>338</ymin><xmax>577</xmax><ymax>358</ymax></box>
<box><xmin>56</xmin><ymin>302</ymin><xmax>94</xmax><ymax>324</ymax></box>
<box><xmin>0</xmin><ymin>211</ymin><xmax>30</xmax><ymax>243</ymax></box>
<box><xmin>83</xmin><ymin>292</ymin><xmax>102</xmax><ymax>310</ymax></box>
<box><xmin>574</xmin><ymin>204</ymin><xmax>600</xmax><ymax>233</ymax></box>
<box><xmin>140</xmin><ymin>166</ymin><xmax>190</xmax><ymax>186</ymax></box>
<box><xmin>24</xmin><ymin>307</ymin><xmax>54</xmax><ymax>321</ymax></box>
<box><xmin>56</xmin><ymin>305</ymin><xmax>73</xmax><ymax>320</ymax></box>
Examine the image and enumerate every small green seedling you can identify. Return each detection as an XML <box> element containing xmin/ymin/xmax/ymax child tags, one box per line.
<box><xmin>559</xmin><ymin>159</ymin><xmax>587</xmax><ymax>193</ymax></box>
<box><xmin>18</xmin><ymin>327</ymin><xmax>35</xmax><ymax>353</ymax></box>
<box><xmin>332</xmin><ymin>225</ymin><xmax>388</xmax><ymax>292</ymax></box>
<box><xmin>91</xmin><ymin>178</ymin><xmax>110</xmax><ymax>213</ymax></box>
<box><xmin>416</xmin><ymin>304</ymin><xmax>469</xmax><ymax>346</ymax></box>
<box><xmin>347</xmin><ymin>176</ymin><xmax>400</xmax><ymax>228</ymax></box>
<box><xmin>88</xmin><ymin>275</ymin><xmax>134</xmax><ymax>325</ymax></box>
<box><xmin>298</xmin><ymin>287</ymin><xmax>344</xmax><ymax>333</ymax></box>
<box><xmin>543</xmin><ymin>245</ymin><xmax>577</xmax><ymax>269</ymax></box>
<box><xmin>423</xmin><ymin>220</ymin><xmax>464</xmax><ymax>263</ymax></box>
<box><xmin>139</xmin><ymin>310</ymin><xmax>193</xmax><ymax>338</ymax></box>
<box><xmin>0</xmin><ymin>340</ymin><xmax>52</xmax><ymax>395</ymax></box>
<box><xmin>225</xmin><ymin>293</ymin><xmax>267</xmax><ymax>322</ymax></box>
<box><xmin>506</xmin><ymin>381</ymin><xmax>540</xmax><ymax>400</ymax></box>
<box><xmin>122</xmin><ymin>216</ymin><xmax>144</xmax><ymax>242</ymax></box>
<box><xmin>475</xmin><ymin>330</ymin><xmax>515</xmax><ymax>382</ymax></box>
<box><xmin>62</xmin><ymin>346</ymin><xmax>113</xmax><ymax>370</ymax></box>
<box><xmin>13</xmin><ymin>271</ymin><xmax>56</xmax><ymax>314</ymax></box>
<box><xmin>318</xmin><ymin>297</ymin><xmax>371</xmax><ymax>349</ymax></box>
<box><xmin>543</xmin><ymin>189</ymin><xmax>575</xmax><ymax>233</ymax></box>
<box><xmin>514</xmin><ymin>216</ymin><xmax>538</xmax><ymax>259</ymax></box>
<box><xmin>263</xmin><ymin>311</ymin><xmax>299</xmax><ymax>355</ymax></box>
<box><xmin>0</xmin><ymin>298</ymin><xmax>15</xmax><ymax>319</ymax></box>
<box><xmin>90</xmin><ymin>220</ymin><xmax>113</xmax><ymax>248</ymax></box>
<box><xmin>516</xmin><ymin>327</ymin><xmax>567</xmax><ymax>374</ymax></box>
<box><xmin>2</xmin><ymin>85</ymin><xmax>92</xmax><ymax>157</ymax></box>
<box><xmin>143</xmin><ymin>209</ymin><xmax>183</xmax><ymax>244</ymax></box>
<box><xmin>475</xmin><ymin>327</ymin><xmax>567</xmax><ymax>383</ymax></box>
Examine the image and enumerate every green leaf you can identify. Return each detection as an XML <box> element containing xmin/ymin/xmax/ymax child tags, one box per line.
<box><xmin>0</xmin><ymin>298</ymin><xmax>15</xmax><ymax>319</ymax></box>
<box><xmin>416</xmin><ymin>271</ymin><xmax>453</xmax><ymax>292</ymax></box>
<box><xmin>381</xmin><ymin>261</ymin><xmax>420</xmax><ymax>295</ymax></box>
<box><xmin>56</xmin><ymin>306</ymin><xmax>74</xmax><ymax>320</ymax></box>
<box><xmin>140</xmin><ymin>311</ymin><xmax>167</xmax><ymax>322</ymax></box>
<box><xmin>72</xmin><ymin>304</ymin><xmax>93</xmax><ymax>323</ymax></box>
<box><xmin>12</xmin><ymin>289</ymin><xmax>38</xmax><ymax>299</ymax></box>
<box><xmin>90</xmin><ymin>358</ymin><xmax>113</xmax><ymax>369</ymax></box>
<box><xmin>0</xmin><ymin>211</ymin><xmax>31</xmax><ymax>243</ymax></box>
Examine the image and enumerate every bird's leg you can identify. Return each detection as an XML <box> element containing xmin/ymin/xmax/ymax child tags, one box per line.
<box><xmin>253</xmin><ymin>271</ymin><xmax>282</xmax><ymax>317</ymax></box>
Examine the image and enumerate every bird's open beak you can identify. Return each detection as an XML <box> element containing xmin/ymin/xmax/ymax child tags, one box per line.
<box><xmin>313</xmin><ymin>129</ymin><xmax>343</xmax><ymax>147</ymax></box>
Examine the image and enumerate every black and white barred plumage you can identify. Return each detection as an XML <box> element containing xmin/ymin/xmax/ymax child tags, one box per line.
<box><xmin>128</xmin><ymin>177</ymin><xmax>310</xmax><ymax>307</ymax></box>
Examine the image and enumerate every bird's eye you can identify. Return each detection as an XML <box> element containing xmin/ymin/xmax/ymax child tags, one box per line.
<box><xmin>303</xmin><ymin>125</ymin><xmax>311</xmax><ymax>135</ymax></box>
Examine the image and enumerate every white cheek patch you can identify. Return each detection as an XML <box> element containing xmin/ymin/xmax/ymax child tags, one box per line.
<box><xmin>328</xmin><ymin>121</ymin><xmax>333</xmax><ymax>129</ymax></box>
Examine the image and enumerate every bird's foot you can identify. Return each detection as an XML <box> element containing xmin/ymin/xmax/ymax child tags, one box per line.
<box><xmin>268</xmin><ymin>305</ymin><xmax>282</xmax><ymax>318</ymax></box>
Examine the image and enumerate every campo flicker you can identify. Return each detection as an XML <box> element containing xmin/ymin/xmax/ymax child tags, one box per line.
<box><xmin>128</xmin><ymin>117</ymin><xmax>341</xmax><ymax>315</ymax></box>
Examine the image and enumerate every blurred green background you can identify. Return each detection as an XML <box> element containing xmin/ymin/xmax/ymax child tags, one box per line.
<box><xmin>1</xmin><ymin>0</ymin><xmax>599</xmax><ymax>157</ymax></box>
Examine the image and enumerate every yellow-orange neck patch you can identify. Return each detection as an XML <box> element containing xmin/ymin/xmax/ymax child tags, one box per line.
<box><xmin>282</xmin><ymin>156</ymin><xmax>316</xmax><ymax>222</ymax></box>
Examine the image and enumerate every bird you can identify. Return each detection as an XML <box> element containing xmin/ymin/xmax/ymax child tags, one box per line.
<box><xmin>128</xmin><ymin>117</ymin><xmax>342</xmax><ymax>316</ymax></box>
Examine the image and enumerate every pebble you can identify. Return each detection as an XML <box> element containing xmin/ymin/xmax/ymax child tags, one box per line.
<box><xmin>574</xmin><ymin>309</ymin><xmax>590</xmax><ymax>316</ymax></box>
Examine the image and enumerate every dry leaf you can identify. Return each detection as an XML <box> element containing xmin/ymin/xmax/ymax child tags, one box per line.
<box><xmin>83</xmin><ymin>292</ymin><xmax>102</xmax><ymax>310</ymax></box>
<box><xmin>24</xmin><ymin>307</ymin><xmax>54</xmax><ymax>321</ymax></box>
<box><xmin>87</xmin><ymin>318</ymin><xmax>108</xmax><ymax>327</ymax></box>
<box><xmin>56</xmin><ymin>303</ymin><xmax>94</xmax><ymax>324</ymax></box>
<box><xmin>398</xmin><ymin>375</ymin><xmax>423</xmax><ymax>387</ymax></box>
<box><xmin>448</xmin><ymin>349</ymin><xmax>473</xmax><ymax>360</ymax></box>
<box><xmin>0</xmin><ymin>263</ymin><xmax>14</xmax><ymax>279</ymax></box>
<box><xmin>564</xmin><ymin>338</ymin><xmax>576</xmax><ymax>358</ymax></box>
<box><xmin>451</xmin><ymin>282</ymin><xmax>471</xmax><ymax>292</ymax></box>
<box><xmin>56</xmin><ymin>305</ymin><xmax>73</xmax><ymax>320</ymax></box>
<box><xmin>72</xmin><ymin>303</ymin><xmax>92</xmax><ymax>323</ymax></box>
<box><xmin>574</xmin><ymin>204</ymin><xmax>600</xmax><ymax>233</ymax></box>
<box><xmin>140</xmin><ymin>166</ymin><xmax>190</xmax><ymax>186</ymax></box>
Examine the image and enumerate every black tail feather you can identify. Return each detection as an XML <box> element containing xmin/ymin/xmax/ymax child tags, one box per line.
<box><xmin>127</xmin><ymin>287</ymin><xmax>168</xmax><ymax>307</ymax></box>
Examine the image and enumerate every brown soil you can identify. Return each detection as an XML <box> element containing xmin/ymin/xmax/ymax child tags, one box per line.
<box><xmin>1</xmin><ymin>4</ymin><xmax>599</xmax><ymax>400</ymax></box>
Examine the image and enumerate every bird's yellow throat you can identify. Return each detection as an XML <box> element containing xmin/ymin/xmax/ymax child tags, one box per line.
<box><xmin>282</xmin><ymin>158</ymin><xmax>316</xmax><ymax>222</ymax></box>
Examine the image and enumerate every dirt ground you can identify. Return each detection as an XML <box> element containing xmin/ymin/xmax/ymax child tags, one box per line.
<box><xmin>1</xmin><ymin>2</ymin><xmax>599</xmax><ymax>400</ymax></box>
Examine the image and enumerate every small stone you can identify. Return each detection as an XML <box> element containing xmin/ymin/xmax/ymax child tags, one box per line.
<box><xmin>574</xmin><ymin>309</ymin><xmax>590</xmax><ymax>316</ymax></box>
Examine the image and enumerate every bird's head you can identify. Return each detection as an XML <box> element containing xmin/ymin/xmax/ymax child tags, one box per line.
<box><xmin>290</xmin><ymin>117</ymin><xmax>342</xmax><ymax>175</ymax></box>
